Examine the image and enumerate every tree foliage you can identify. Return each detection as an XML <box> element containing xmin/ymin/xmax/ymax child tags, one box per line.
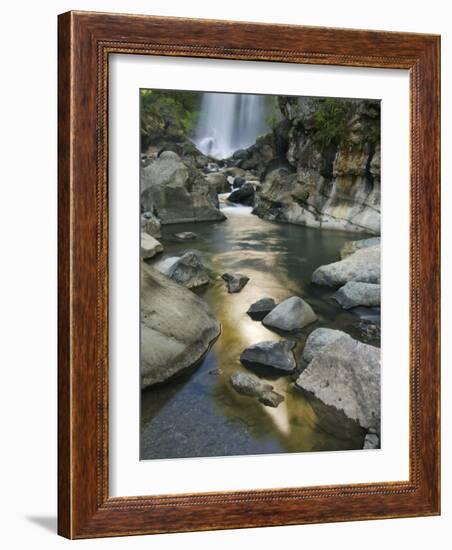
<box><xmin>311</xmin><ymin>98</ymin><xmax>352</xmax><ymax>149</ymax></box>
<box><xmin>140</xmin><ymin>89</ymin><xmax>201</xmax><ymax>151</ymax></box>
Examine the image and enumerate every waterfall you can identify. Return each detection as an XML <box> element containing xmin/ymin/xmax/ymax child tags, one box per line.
<box><xmin>194</xmin><ymin>93</ymin><xmax>268</xmax><ymax>159</ymax></box>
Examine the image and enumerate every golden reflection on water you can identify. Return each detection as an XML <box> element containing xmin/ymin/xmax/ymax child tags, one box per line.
<box><xmin>142</xmin><ymin>207</ymin><xmax>366</xmax><ymax>458</ymax></box>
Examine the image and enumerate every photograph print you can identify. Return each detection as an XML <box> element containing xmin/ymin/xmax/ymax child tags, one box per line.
<box><xmin>139</xmin><ymin>89</ymin><xmax>381</xmax><ymax>460</ymax></box>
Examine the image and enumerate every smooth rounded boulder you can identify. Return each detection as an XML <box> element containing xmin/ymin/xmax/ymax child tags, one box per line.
<box><xmin>140</xmin><ymin>264</ymin><xmax>221</xmax><ymax>389</ymax></box>
<box><xmin>262</xmin><ymin>296</ymin><xmax>317</xmax><ymax>332</ymax></box>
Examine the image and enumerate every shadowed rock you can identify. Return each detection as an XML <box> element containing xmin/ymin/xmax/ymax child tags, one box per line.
<box><xmin>228</xmin><ymin>182</ymin><xmax>255</xmax><ymax>206</ymax></box>
<box><xmin>240</xmin><ymin>340</ymin><xmax>297</xmax><ymax>374</ymax></box>
<box><xmin>247</xmin><ymin>297</ymin><xmax>277</xmax><ymax>317</ymax></box>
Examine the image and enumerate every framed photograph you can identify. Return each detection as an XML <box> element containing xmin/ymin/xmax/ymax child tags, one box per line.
<box><xmin>58</xmin><ymin>11</ymin><xmax>440</xmax><ymax>538</ymax></box>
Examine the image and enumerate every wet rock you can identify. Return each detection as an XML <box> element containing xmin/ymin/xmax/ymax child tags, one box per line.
<box><xmin>163</xmin><ymin>251</ymin><xmax>210</xmax><ymax>289</ymax></box>
<box><xmin>340</xmin><ymin>237</ymin><xmax>381</xmax><ymax>259</ymax></box>
<box><xmin>303</xmin><ymin>328</ymin><xmax>351</xmax><ymax>363</ymax></box>
<box><xmin>229</xmin><ymin>372</ymin><xmax>284</xmax><ymax>408</ymax></box>
<box><xmin>174</xmin><ymin>231</ymin><xmax>198</xmax><ymax>241</ymax></box>
<box><xmin>222</xmin><ymin>272</ymin><xmax>250</xmax><ymax>293</ymax></box>
<box><xmin>141</xmin><ymin>211</ymin><xmax>161</xmax><ymax>238</ymax></box>
<box><xmin>363</xmin><ymin>433</ymin><xmax>380</xmax><ymax>449</ymax></box>
<box><xmin>140</xmin><ymin>233</ymin><xmax>163</xmax><ymax>259</ymax></box>
<box><xmin>232</xmin><ymin>176</ymin><xmax>246</xmax><ymax>189</ymax></box>
<box><xmin>333</xmin><ymin>281</ymin><xmax>381</xmax><ymax>309</ymax></box>
<box><xmin>296</xmin><ymin>335</ymin><xmax>380</xmax><ymax>431</ymax></box>
<box><xmin>247</xmin><ymin>297</ymin><xmax>277</xmax><ymax>317</ymax></box>
<box><xmin>141</xmin><ymin>264</ymin><xmax>221</xmax><ymax>389</ymax></box>
<box><xmin>312</xmin><ymin>245</ymin><xmax>380</xmax><ymax>288</ymax></box>
<box><xmin>228</xmin><ymin>183</ymin><xmax>255</xmax><ymax>206</ymax></box>
<box><xmin>240</xmin><ymin>340</ymin><xmax>297</xmax><ymax>373</ymax></box>
<box><xmin>263</xmin><ymin>296</ymin><xmax>317</xmax><ymax>332</ymax></box>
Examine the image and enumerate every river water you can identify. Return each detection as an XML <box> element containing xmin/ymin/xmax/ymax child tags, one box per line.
<box><xmin>141</xmin><ymin>201</ymin><xmax>378</xmax><ymax>460</ymax></box>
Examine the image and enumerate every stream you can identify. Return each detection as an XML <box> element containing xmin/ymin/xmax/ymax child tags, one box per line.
<box><xmin>140</xmin><ymin>198</ymin><xmax>379</xmax><ymax>460</ymax></box>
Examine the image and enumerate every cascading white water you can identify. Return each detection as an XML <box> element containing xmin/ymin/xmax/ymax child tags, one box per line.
<box><xmin>194</xmin><ymin>93</ymin><xmax>268</xmax><ymax>159</ymax></box>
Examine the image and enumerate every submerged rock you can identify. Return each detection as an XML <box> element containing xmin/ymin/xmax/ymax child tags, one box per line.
<box><xmin>222</xmin><ymin>272</ymin><xmax>250</xmax><ymax>293</ymax></box>
<box><xmin>140</xmin><ymin>264</ymin><xmax>221</xmax><ymax>389</ymax></box>
<box><xmin>229</xmin><ymin>372</ymin><xmax>284</xmax><ymax>408</ymax></box>
<box><xmin>174</xmin><ymin>231</ymin><xmax>198</xmax><ymax>241</ymax></box>
<box><xmin>340</xmin><ymin>237</ymin><xmax>381</xmax><ymax>259</ymax></box>
<box><xmin>240</xmin><ymin>340</ymin><xmax>297</xmax><ymax>373</ymax></box>
<box><xmin>163</xmin><ymin>251</ymin><xmax>210</xmax><ymax>289</ymax></box>
<box><xmin>247</xmin><ymin>297</ymin><xmax>277</xmax><ymax>317</ymax></box>
<box><xmin>303</xmin><ymin>328</ymin><xmax>351</xmax><ymax>363</ymax></box>
<box><xmin>312</xmin><ymin>245</ymin><xmax>380</xmax><ymax>287</ymax></box>
<box><xmin>262</xmin><ymin>296</ymin><xmax>317</xmax><ymax>332</ymax></box>
<box><xmin>296</xmin><ymin>335</ymin><xmax>380</xmax><ymax>431</ymax></box>
<box><xmin>228</xmin><ymin>182</ymin><xmax>255</xmax><ymax>206</ymax></box>
<box><xmin>140</xmin><ymin>233</ymin><xmax>163</xmax><ymax>259</ymax></box>
<box><xmin>333</xmin><ymin>281</ymin><xmax>381</xmax><ymax>309</ymax></box>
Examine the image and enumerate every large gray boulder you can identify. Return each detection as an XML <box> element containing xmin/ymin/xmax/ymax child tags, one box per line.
<box><xmin>303</xmin><ymin>328</ymin><xmax>351</xmax><ymax>363</ymax></box>
<box><xmin>229</xmin><ymin>372</ymin><xmax>284</xmax><ymax>408</ymax></box>
<box><xmin>296</xmin><ymin>335</ymin><xmax>380</xmax><ymax>431</ymax></box>
<box><xmin>333</xmin><ymin>281</ymin><xmax>381</xmax><ymax>309</ymax></box>
<box><xmin>161</xmin><ymin>251</ymin><xmax>210</xmax><ymax>289</ymax></box>
<box><xmin>140</xmin><ymin>264</ymin><xmax>221</xmax><ymax>389</ymax></box>
<box><xmin>140</xmin><ymin>233</ymin><xmax>163</xmax><ymax>259</ymax></box>
<box><xmin>141</xmin><ymin>151</ymin><xmax>225</xmax><ymax>224</ymax></box>
<box><xmin>240</xmin><ymin>340</ymin><xmax>297</xmax><ymax>373</ymax></box>
<box><xmin>340</xmin><ymin>237</ymin><xmax>381</xmax><ymax>259</ymax></box>
<box><xmin>263</xmin><ymin>296</ymin><xmax>317</xmax><ymax>332</ymax></box>
<box><xmin>312</xmin><ymin>245</ymin><xmax>380</xmax><ymax>287</ymax></box>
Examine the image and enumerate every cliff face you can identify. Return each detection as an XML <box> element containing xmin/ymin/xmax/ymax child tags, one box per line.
<box><xmin>253</xmin><ymin>97</ymin><xmax>381</xmax><ymax>235</ymax></box>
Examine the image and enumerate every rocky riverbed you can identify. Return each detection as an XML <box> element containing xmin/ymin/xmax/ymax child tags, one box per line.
<box><xmin>139</xmin><ymin>93</ymin><xmax>381</xmax><ymax>459</ymax></box>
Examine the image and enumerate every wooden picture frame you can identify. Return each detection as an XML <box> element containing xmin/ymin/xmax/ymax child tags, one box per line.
<box><xmin>58</xmin><ymin>10</ymin><xmax>440</xmax><ymax>538</ymax></box>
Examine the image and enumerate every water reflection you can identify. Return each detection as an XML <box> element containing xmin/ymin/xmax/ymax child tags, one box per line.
<box><xmin>141</xmin><ymin>207</ymin><xmax>370</xmax><ymax>459</ymax></box>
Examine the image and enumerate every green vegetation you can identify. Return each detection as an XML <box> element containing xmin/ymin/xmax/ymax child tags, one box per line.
<box><xmin>311</xmin><ymin>98</ymin><xmax>353</xmax><ymax>149</ymax></box>
<box><xmin>140</xmin><ymin>89</ymin><xmax>201</xmax><ymax>151</ymax></box>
